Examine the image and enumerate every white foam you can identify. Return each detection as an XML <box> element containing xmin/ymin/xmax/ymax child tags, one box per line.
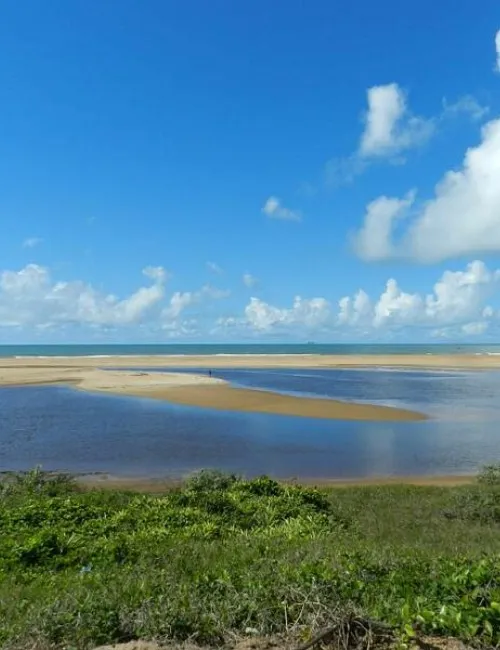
<box><xmin>213</xmin><ymin>353</ymin><xmax>316</xmax><ymax>357</ymax></box>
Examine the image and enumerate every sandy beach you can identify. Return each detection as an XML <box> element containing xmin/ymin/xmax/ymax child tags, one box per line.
<box><xmin>0</xmin><ymin>354</ymin><xmax>451</xmax><ymax>421</ymax></box>
<box><xmin>0</xmin><ymin>362</ymin><xmax>425</xmax><ymax>421</ymax></box>
<box><xmin>1</xmin><ymin>353</ymin><xmax>500</xmax><ymax>369</ymax></box>
<box><xmin>1</xmin><ymin>352</ymin><xmax>499</xmax><ymax>421</ymax></box>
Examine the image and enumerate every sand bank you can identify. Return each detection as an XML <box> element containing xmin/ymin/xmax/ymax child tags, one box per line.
<box><xmin>1</xmin><ymin>353</ymin><xmax>500</xmax><ymax>369</ymax></box>
<box><xmin>0</xmin><ymin>366</ymin><xmax>224</xmax><ymax>391</ymax></box>
<box><xmin>0</xmin><ymin>361</ymin><xmax>425</xmax><ymax>421</ymax></box>
<box><xmin>123</xmin><ymin>383</ymin><xmax>425</xmax><ymax>421</ymax></box>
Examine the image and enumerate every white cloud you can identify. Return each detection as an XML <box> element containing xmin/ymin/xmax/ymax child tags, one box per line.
<box><xmin>225</xmin><ymin>261</ymin><xmax>498</xmax><ymax>338</ymax></box>
<box><xmin>262</xmin><ymin>196</ymin><xmax>301</xmax><ymax>222</ymax></box>
<box><xmin>206</xmin><ymin>261</ymin><xmax>223</xmax><ymax>275</ymax></box>
<box><xmin>424</xmin><ymin>261</ymin><xmax>498</xmax><ymax>323</ymax></box>
<box><xmin>161</xmin><ymin>284</ymin><xmax>229</xmax><ymax>323</ymax></box>
<box><xmin>372</xmin><ymin>279</ymin><xmax>425</xmax><ymax>328</ymax></box>
<box><xmin>143</xmin><ymin>266</ymin><xmax>169</xmax><ymax>283</ymax></box>
<box><xmin>162</xmin><ymin>291</ymin><xmax>197</xmax><ymax>320</ymax></box>
<box><xmin>22</xmin><ymin>237</ymin><xmax>43</xmax><ymax>249</ymax></box>
<box><xmin>0</xmin><ymin>263</ymin><xmax>233</xmax><ymax>338</ymax></box>
<box><xmin>162</xmin><ymin>318</ymin><xmax>199</xmax><ymax>339</ymax></box>
<box><xmin>359</xmin><ymin>83</ymin><xmax>434</xmax><ymax>158</ymax></box>
<box><xmin>339</xmin><ymin>261</ymin><xmax>499</xmax><ymax>332</ymax></box>
<box><xmin>243</xmin><ymin>273</ymin><xmax>258</xmax><ymax>288</ymax></box>
<box><xmin>338</xmin><ymin>290</ymin><xmax>372</xmax><ymax>326</ymax></box>
<box><xmin>2</xmin><ymin>258</ymin><xmax>498</xmax><ymax>340</ymax></box>
<box><xmin>325</xmin><ymin>86</ymin><xmax>485</xmax><ymax>187</ymax></box>
<box><xmin>352</xmin><ymin>192</ymin><xmax>415</xmax><ymax>261</ymax></box>
<box><xmin>441</xmin><ymin>96</ymin><xmax>489</xmax><ymax>121</ymax></box>
<box><xmin>462</xmin><ymin>321</ymin><xmax>489</xmax><ymax>335</ymax></box>
<box><xmin>243</xmin><ymin>296</ymin><xmax>332</xmax><ymax>332</ymax></box>
<box><xmin>0</xmin><ymin>264</ymin><xmax>168</xmax><ymax>328</ymax></box>
<box><xmin>353</xmin><ymin>118</ymin><xmax>500</xmax><ymax>262</ymax></box>
<box><xmin>495</xmin><ymin>30</ymin><xmax>500</xmax><ymax>72</ymax></box>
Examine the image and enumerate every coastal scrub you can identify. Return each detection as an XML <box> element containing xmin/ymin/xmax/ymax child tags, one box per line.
<box><xmin>0</xmin><ymin>469</ymin><xmax>499</xmax><ymax>649</ymax></box>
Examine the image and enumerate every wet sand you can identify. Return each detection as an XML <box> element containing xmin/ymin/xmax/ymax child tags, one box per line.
<box><xmin>0</xmin><ymin>364</ymin><xmax>425</xmax><ymax>421</ymax></box>
<box><xmin>134</xmin><ymin>383</ymin><xmax>426</xmax><ymax>421</ymax></box>
<box><xmin>2</xmin><ymin>352</ymin><xmax>499</xmax><ymax>421</ymax></box>
<box><xmin>0</xmin><ymin>366</ymin><xmax>224</xmax><ymax>391</ymax></box>
<box><xmin>76</xmin><ymin>473</ymin><xmax>475</xmax><ymax>492</ymax></box>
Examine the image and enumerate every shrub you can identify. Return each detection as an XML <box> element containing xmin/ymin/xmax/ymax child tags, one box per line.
<box><xmin>477</xmin><ymin>463</ymin><xmax>500</xmax><ymax>486</ymax></box>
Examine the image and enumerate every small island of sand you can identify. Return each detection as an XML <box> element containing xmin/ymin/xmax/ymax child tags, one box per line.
<box><xmin>0</xmin><ymin>357</ymin><xmax>431</xmax><ymax>422</ymax></box>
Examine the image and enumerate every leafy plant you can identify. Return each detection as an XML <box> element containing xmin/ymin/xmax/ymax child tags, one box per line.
<box><xmin>1</xmin><ymin>469</ymin><xmax>500</xmax><ymax>649</ymax></box>
<box><xmin>477</xmin><ymin>462</ymin><xmax>500</xmax><ymax>485</ymax></box>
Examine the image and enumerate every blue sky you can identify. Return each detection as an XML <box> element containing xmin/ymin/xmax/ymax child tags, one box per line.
<box><xmin>1</xmin><ymin>0</ymin><xmax>500</xmax><ymax>342</ymax></box>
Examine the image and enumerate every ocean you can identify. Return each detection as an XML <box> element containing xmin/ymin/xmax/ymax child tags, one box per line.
<box><xmin>2</xmin><ymin>343</ymin><xmax>500</xmax><ymax>357</ymax></box>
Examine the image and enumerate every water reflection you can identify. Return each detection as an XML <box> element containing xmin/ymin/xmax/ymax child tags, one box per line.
<box><xmin>0</xmin><ymin>367</ymin><xmax>499</xmax><ymax>478</ymax></box>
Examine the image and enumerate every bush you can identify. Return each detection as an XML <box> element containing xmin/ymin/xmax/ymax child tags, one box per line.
<box><xmin>444</xmin><ymin>486</ymin><xmax>500</xmax><ymax>523</ymax></box>
<box><xmin>0</xmin><ymin>466</ymin><xmax>76</xmax><ymax>500</ymax></box>
<box><xmin>477</xmin><ymin>463</ymin><xmax>500</xmax><ymax>485</ymax></box>
<box><xmin>185</xmin><ymin>469</ymin><xmax>239</xmax><ymax>493</ymax></box>
<box><xmin>1</xmin><ymin>470</ymin><xmax>500</xmax><ymax>649</ymax></box>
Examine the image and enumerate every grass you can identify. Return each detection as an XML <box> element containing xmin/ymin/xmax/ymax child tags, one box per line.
<box><xmin>0</xmin><ymin>468</ymin><xmax>500</xmax><ymax>649</ymax></box>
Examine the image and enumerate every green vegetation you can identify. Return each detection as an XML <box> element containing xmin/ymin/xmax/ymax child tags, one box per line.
<box><xmin>1</xmin><ymin>468</ymin><xmax>500</xmax><ymax>649</ymax></box>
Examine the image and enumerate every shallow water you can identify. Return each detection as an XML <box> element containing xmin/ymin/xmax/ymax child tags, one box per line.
<box><xmin>0</xmin><ymin>368</ymin><xmax>499</xmax><ymax>478</ymax></box>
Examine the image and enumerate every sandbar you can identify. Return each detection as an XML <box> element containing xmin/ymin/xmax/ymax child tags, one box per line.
<box><xmin>3</xmin><ymin>350</ymin><xmax>500</xmax><ymax>420</ymax></box>
<box><xmin>116</xmin><ymin>383</ymin><xmax>426</xmax><ymax>421</ymax></box>
<box><xmin>0</xmin><ymin>361</ymin><xmax>426</xmax><ymax>421</ymax></box>
<box><xmin>1</xmin><ymin>353</ymin><xmax>499</xmax><ymax>369</ymax></box>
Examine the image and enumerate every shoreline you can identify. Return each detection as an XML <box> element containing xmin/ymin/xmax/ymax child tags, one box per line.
<box><xmin>74</xmin><ymin>472</ymin><xmax>476</xmax><ymax>491</ymax></box>
<box><xmin>0</xmin><ymin>364</ymin><xmax>425</xmax><ymax>422</ymax></box>
<box><xmin>2</xmin><ymin>352</ymin><xmax>500</xmax><ymax>369</ymax></box>
<box><xmin>3</xmin><ymin>351</ymin><xmax>500</xmax><ymax>420</ymax></box>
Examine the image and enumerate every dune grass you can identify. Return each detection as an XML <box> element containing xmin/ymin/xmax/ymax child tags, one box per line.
<box><xmin>0</xmin><ymin>468</ymin><xmax>500</xmax><ymax>649</ymax></box>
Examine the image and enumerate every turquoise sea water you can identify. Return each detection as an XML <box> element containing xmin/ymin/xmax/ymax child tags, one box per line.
<box><xmin>2</xmin><ymin>343</ymin><xmax>500</xmax><ymax>357</ymax></box>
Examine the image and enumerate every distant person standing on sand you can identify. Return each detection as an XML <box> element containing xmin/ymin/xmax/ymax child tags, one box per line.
<box><xmin>209</xmin><ymin>370</ymin><xmax>212</xmax><ymax>378</ymax></box>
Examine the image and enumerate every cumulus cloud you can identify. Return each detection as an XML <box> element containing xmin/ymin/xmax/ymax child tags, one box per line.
<box><xmin>326</xmin><ymin>84</ymin><xmax>442</xmax><ymax>186</ymax></box>
<box><xmin>161</xmin><ymin>284</ymin><xmax>229</xmax><ymax>323</ymax></box>
<box><xmin>495</xmin><ymin>30</ymin><xmax>500</xmax><ymax>72</ymax></box>
<box><xmin>162</xmin><ymin>291</ymin><xmax>197</xmax><ymax>320</ymax></box>
<box><xmin>243</xmin><ymin>273</ymin><xmax>258</xmax><ymax>288</ymax></box>
<box><xmin>2</xmin><ymin>259</ymin><xmax>497</xmax><ymax>340</ymax></box>
<box><xmin>214</xmin><ymin>295</ymin><xmax>332</xmax><ymax>333</ymax></box>
<box><xmin>0</xmin><ymin>263</ymin><xmax>233</xmax><ymax>338</ymax></box>
<box><xmin>339</xmin><ymin>261</ymin><xmax>499</xmax><ymax>331</ymax></box>
<box><xmin>359</xmin><ymin>83</ymin><xmax>434</xmax><ymax>158</ymax></box>
<box><xmin>22</xmin><ymin>237</ymin><xmax>43</xmax><ymax>249</ymax></box>
<box><xmin>222</xmin><ymin>261</ymin><xmax>498</xmax><ymax>338</ymax></box>
<box><xmin>352</xmin><ymin>192</ymin><xmax>415</xmax><ymax>261</ymax></box>
<box><xmin>353</xmin><ymin>118</ymin><xmax>500</xmax><ymax>262</ymax></box>
<box><xmin>338</xmin><ymin>290</ymin><xmax>372</xmax><ymax>326</ymax></box>
<box><xmin>0</xmin><ymin>264</ymin><xmax>168</xmax><ymax>328</ymax></box>
<box><xmin>325</xmin><ymin>85</ymin><xmax>486</xmax><ymax>187</ymax></box>
<box><xmin>262</xmin><ymin>196</ymin><xmax>301</xmax><ymax>222</ymax></box>
<box><xmin>244</xmin><ymin>296</ymin><xmax>331</xmax><ymax>331</ymax></box>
